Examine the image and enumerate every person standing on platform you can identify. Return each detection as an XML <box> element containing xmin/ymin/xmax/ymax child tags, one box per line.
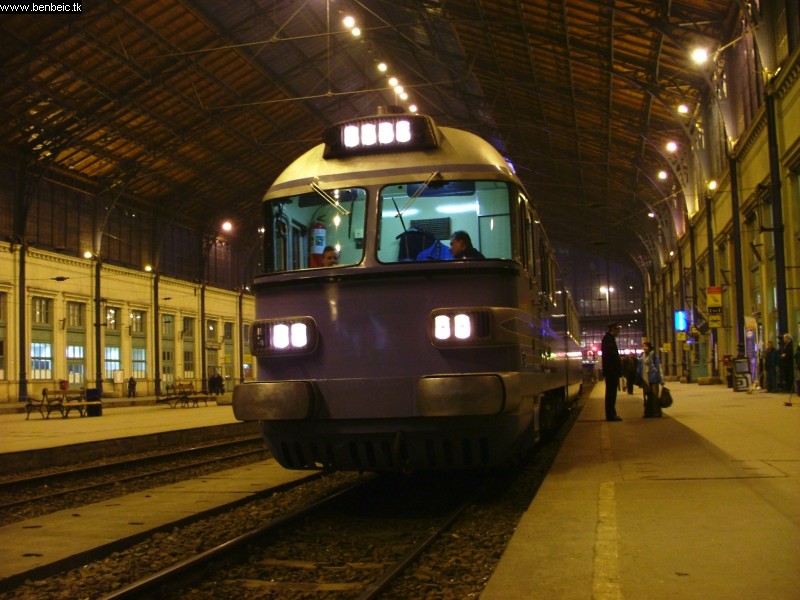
<box><xmin>640</xmin><ymin>341</ymin><xmax>662</xmax><ymax>418</ymax></box>
<box><xmin>601</xmin><ymin>322</ymin><xmax>623</xmax><ymax>421</ymax></box>
<box><xmin>127</xmin><ymin>376</ymin><xmax>136</xmax><ymax>398</ymax></box>
<box><xmin>764</xmin><ymin>340</ymin><xmax>779</xmax><ymax>392</ymax></box>
<box><xmin>779</xmin><ymin>334</ymin><xmax>795</xmax><ymax>392</ymax></box>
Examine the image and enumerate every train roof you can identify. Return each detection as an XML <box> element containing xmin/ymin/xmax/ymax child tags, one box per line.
<box><xmin>263</xmin><ymin>123</ymin><xmax>520</xmax><ymax>201</ymax></box>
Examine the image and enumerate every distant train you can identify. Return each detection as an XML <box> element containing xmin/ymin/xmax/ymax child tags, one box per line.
<box><xmin>233</xmin><ymin>108</ymin><xmax>582</xmax><ymax>471</ymax></box>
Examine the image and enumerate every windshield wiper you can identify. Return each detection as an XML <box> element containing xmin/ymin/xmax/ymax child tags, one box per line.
<box><xmin>397</xmin><ymin>170</ymin><xmax>440</xmax><ymax>216</ymax></box>
<box><xmin>309</xmin><ymin>181</ymin><xmax>351</xmax><ymax>215</ymax></box>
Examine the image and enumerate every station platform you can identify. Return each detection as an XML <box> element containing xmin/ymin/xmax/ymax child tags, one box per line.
<box><xmin>482</xmin><ymin>381</ymin><xmax>800</xmax><ymax>600</ymax></box>
<box><xmin>0</xmin><ymin>393</ymin><xmax>257</xmax><ymax>475</ymax></box>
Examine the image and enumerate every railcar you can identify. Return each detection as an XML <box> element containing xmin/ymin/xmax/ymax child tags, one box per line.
<box><xmin>233</xmin><ymin>108</ymin><xmax>582</xmax><ymax>471</ymax></box>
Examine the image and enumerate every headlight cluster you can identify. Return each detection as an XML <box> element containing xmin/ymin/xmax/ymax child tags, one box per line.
<box><xmin>251</xmin><ymin>317</ymin><xmax>318</xmax><ymax>356</ymax></box>
<box><xmin>323</xmin><ymin>114</ymin><xmax>438</xmax><ymax>158</ymax></box>
<box><xmin>429</xmin><ymin>309</ymin><xmax>492</xmax><ymax>347</ymax></box>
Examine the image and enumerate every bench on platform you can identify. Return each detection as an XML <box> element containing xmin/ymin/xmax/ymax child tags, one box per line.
<box><xmin>156</xmin><ymin>382</ymin><xmax>209</xmax><ymax>408</ymax></box>
<box><xmin>25</xmin><ymin>389</ymin><xmax>64</xmax><ymax>420</ymax></box>
<box><xmin>25</xmin><ymin>389</ymin><xmax>102</xmax><ymax>419</ymax></box>
<box><xmin>62</xmin><ymin>395</ymin><xmax>103</xmax><ymax>417</ymax></box>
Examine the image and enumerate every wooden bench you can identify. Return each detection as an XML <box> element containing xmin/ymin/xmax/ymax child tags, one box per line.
<box><xmin>156</xmin><ymin>383</ymin><xmax>209</xmax><ymax>408</ymax></box>
<box><xmin>155</xmin><ymin>384</ymin><xmax>184</xmax><ymax>408</ymax></box>
<box><xmin>25</xmin><ymin>389</ymin><xmax>64</xmax><ymax>420</ymax></box>
<box><xmin>48</xmin><ymin>389</ymin><xmax>102</xmax><ymax>418</ymax></box>
<box><xmin>62</xmin><ymin>392</ymin><xmax>102</xmax><ymax>417</ymax></box>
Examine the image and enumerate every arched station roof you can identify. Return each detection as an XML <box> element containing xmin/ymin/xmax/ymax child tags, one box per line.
<box><xmin>1</xmin><ymin>0</ymin><xmax>742</xmax><ymax>282</ymax></box>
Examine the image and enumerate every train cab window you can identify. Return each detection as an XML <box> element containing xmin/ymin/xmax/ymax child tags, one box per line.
<box><xmin>262</xmin><ymin>188</ymin><xmax>367</xmax><ymax>273</ymax></box>
<box><xmin>377</xmin><ymin>180</ymin><xmax>513</xmax><ymax>263</ymax></box>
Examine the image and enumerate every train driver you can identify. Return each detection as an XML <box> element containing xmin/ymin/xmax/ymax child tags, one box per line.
<box><xmin>322</xmin><ymin>245</ymin><xmax>339</xmax><ymax>266</ymax></box>
<box><xmin>449</xmin><ymin>230</ymin><xmax>485</xmax><ymax>259</ymax></box>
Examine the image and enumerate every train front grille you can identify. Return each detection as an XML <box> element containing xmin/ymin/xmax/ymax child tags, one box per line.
<box><xmin>277</xmin><ymin>435</ymin><xmax>493</xmax><ymax>471</ymax></box>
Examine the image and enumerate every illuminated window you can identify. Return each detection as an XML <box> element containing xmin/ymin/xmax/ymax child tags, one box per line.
<box><xmin>67</xmin><ymin>302</ymin><xmax>84</xmax><ymax>329</ymax></box>
<box><xmin>30</xmin><ymin>342</ymin><xmax>53</xmax><ymax>379</ymax></box>
<box><xmin>104</xmin><ymin>346</ymin><xmax>121</xmax><ymax>380</ymax></box>
<box><xmin>130</xmin><ymin>310</ymin><xmax>145</xmax><ymax>334</ymax></box>
<box><xmin>33</xmin><ymin>297</ymin><xmax>51</xmax><ymax>325</ymax></box>
<box><xmin>106</xmin><ymin>307</ymin><xmax>120</xmax><ymax>331</ymax></box>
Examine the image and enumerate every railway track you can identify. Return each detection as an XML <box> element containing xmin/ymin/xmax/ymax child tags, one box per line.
<box><xmin>0</xmin><ymin>436</ymin><xmax>268</xmax><ymax>523</ymax></box>
<box><xmin>99</xmin><ymin>472</ymin><xmax>492</xmax><ymax>600</ymax></box>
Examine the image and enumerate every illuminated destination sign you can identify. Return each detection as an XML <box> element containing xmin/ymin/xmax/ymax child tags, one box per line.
<box><xmin>323</xmin><ymin>114</ymin><xmax>439</xmax><ymax>158</ymax></box>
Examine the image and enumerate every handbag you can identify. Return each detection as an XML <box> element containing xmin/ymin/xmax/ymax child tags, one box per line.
<box><xmin>659</xmin><ymin>386</ymin><xmax>673</xmax><ymax>408</ymax></box>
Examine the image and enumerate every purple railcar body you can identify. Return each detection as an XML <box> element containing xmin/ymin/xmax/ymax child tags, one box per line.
<box><xmin>233</xmin><ymin>111</ymin><xmax>582</xmax><ymax>471</ymax></box>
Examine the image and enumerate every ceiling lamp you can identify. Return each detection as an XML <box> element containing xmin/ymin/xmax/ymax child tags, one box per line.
<box><xmin>691</xmin><ymin>48</ymin><xmax>709</xmax><ymax>65</ymax></box>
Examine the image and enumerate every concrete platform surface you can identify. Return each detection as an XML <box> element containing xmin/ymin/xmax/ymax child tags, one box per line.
<box><xmin>0</xmin><ymin>401</ymin><xmax>240</xmax><ymax>454</ymax></box>
<box><xmin>481</xmin><ymin>382</ymin><xmax>800</xmax><ymax>600</ymax></box>
<box><xmin>0</xmin><ymin>397</ymin><xmax>255</xmax><ymax>474</ymax></box>
<box><xmin>0</xmin><ymin>460</ymin><xmax>311</xmax><ymax>587</ymax></box>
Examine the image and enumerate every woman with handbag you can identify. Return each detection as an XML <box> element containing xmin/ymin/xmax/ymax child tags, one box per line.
<box><xmin>639</xmin><ymin>341</ymin><xmax>662</xmax><ymax>418</ymax></box>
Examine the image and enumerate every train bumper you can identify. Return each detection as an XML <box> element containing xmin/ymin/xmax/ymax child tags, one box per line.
<box><xmin>416</xmin><ymin>374</ymin><xmax>505</xmax><ymax>416</ymax></box>
<box><xmin>233</xmin><ymin>381</ymin><xmax>316</xmax><ymax>421</ymax></box>
<box><xmin>234</xmin><ymin>373</ymin><xmax>516</xmax><ymax>421</ymax></box>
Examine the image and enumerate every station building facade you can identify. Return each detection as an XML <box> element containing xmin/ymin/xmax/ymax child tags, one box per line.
<box><xmin>647</xmin><ymin>35</ymin><xmax>800</xmax><ymax>384</ymax></box>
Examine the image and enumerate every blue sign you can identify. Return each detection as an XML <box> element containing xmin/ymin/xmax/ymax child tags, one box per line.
<box><xmin>674</xmin><ymin>310</ymin><xmax>688</xmax><ymax>332</ymax></box>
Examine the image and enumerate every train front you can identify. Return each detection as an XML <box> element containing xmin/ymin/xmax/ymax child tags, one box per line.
<box><xmin>233</xmin><ymin>112</ymin><xmax>549</xmax><ymax>472</ymax></box>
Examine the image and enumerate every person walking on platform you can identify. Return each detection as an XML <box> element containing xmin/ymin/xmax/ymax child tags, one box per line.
<box><xmin>639</xmin><ymin>341</ymin><xmax>662</xmax><ymax>418</ymax></box>
<box><xmin>601</xmin><ymin>322</ymin><xmax>623</xmax><ymax>421</ymax></box>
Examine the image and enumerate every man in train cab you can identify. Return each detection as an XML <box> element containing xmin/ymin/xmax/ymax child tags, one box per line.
<box><xmin>322</xmin><ymin>245</ymin><xmax>339</xmax><ymax>266</ymax></box>
<box><xmin>449</xmin><ymin>230</ymin><xmax>484</xmax><ymax>259</ymax></box>
<box><xmin>601</xmin><ymin>322</ymin><xmax>623</xmax><ymax>421</ymax></box>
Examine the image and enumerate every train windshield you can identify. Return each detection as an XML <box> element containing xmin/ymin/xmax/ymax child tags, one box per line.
<box><xmin>263</xmin><ymin>187</ymin><xmax>367</xmax><ymax>272</ymax></box>
<box><xmin>378</xmin><ymin>180</ymin><xmax>513</xmax><ymax>263</ymax></box>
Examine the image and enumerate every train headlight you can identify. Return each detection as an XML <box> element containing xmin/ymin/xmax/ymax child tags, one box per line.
<box><xmin>434</xmin><ymin>315</ymin><xmax>451</xmax><ymax>340</ymax></box>
<box><xmin>323</xmin><ymin>114</ymin><xmax>439</xmax><ymax>158</ymax></box>
<box><xmin>454</xmin><ymin>314</ymin><xmax>472</xmax><ymax>339</ymax></box>
<box><xmin>429</xmin><ymin>309</ymin><xmax>492</xmax><ymax>347</ymax></box>
<box><xmin>251</xmin><ymin>317</ymin><xmax>318</xmax><ymax>356</ymax></box>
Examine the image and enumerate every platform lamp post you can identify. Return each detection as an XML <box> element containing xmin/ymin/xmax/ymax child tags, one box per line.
<box><xmin>84</xmin><ymin>249</ymin><xmax>104</xmax><ymax>396</ymax></box>
<box><xmin>705</xmin><ymin>182</ymin><xmax>719</xmax><ymax>378</ymax></box>
<box><xmin>144</xmin><ymin>266</ymin><xmax>162</xmax><ymax>396</ymax></box>
<box><xmin>200</xmin><ymin>220</ymin><xmax>233</xmax><ymax>395</ymax></box>
<box><xmin>145</xmin><ymin>216</ymin><xmax>178</xmax><ymax>397</ymax></box>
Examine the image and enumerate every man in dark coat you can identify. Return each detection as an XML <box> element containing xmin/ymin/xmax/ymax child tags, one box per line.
<box><xmin>764</xmin><ymin>340</ymin><xmax>779</xmax><ymax>392</ymax></box>
<box><xmin>601</xmin><ymin>322</ymin><xmax>623</xmax><ymax>421</ymax></box>
<box><xmin>779</xmin><ymin>334</ymin><xmax>795</xmax><ymax>392</ymax></box>
<box><xmin>449</xmin><ymin>231</ymin><xmax>485</xmax><ymax>259</ymax></box>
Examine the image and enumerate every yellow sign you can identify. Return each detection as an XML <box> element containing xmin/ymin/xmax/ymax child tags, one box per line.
<box><xmin>709</xmin><ymin>315</ymin><xmax>722</xmax><ymax>328</ymax></box>
<box><xmin>662</xmin><ymin>342</ymin><xmax>671</xmax><ymax>353</ymax></box>
<box><xmin>677</xmin><ymin>332</ymin><xmax>687</xmax><ymax>342</ymax></box>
